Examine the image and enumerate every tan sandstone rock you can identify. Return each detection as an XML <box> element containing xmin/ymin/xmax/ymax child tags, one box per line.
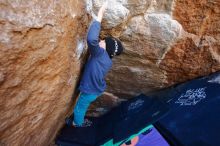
<box><xmin>86</xmin><ymin>0</ymin><xmax>220</xmax><ymax>98</ymax></box>
<box><xmin>0</xmin><ymin>0</ymin><xmax>220</xmax><ymax>145</ymax></box>
<box><xmin>160</xmin><ymin>0</ymin><xmax>220</xmax><ymax>84</ymax></box>
<box><xmin>0</xmin><ymin>0</ymin><xmax>89</xmax><ymax>146</ymax></box>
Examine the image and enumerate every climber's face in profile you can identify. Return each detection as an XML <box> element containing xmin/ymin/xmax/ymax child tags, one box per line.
<box><xmin>99</xmin><ymin>40</ymin><xmax>106</xmax><ymax>50</ymax></box>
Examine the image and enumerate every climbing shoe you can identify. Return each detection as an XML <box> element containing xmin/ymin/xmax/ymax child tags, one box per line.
<box><xmin>72</xmin><ymin>118</ymin><xmax>93</xmax><ymax>128</ymax></box>
<box><xmin>65</xmin><ymin>115</ymin><xmax>73</xmax><ymax>127</ymax></box>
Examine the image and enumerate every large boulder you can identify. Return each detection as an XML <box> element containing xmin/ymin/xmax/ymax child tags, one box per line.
<box><xmin>0</xmin><ymin>0</ymin><xmax>89</xmax><ymax>145</ymax></box>
<box><xmin>0</xmin><ymin>0</ymin><xmax>220</xmax><ymax>145</ymax></box>
<box><xmin>86</xmin><ymin>0</ymin><xmax>220</xmax><ymax>97</ymax></box>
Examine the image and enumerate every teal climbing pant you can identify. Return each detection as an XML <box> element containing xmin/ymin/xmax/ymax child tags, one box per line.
<box><xmin>73</xmin><ymin>92</ymin><xmax>99</xmax><ymax>126</ymax></box>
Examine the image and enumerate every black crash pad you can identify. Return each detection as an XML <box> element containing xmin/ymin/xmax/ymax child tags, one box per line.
<box><xmin>154</xmin><ymin>71</ymin><xmax>220</xmax><ymax>146</ymax></box>
<box><xmin>56</xmin><ymin>94</ymin><xmax>169</xmax><ymax>146</ymax></box>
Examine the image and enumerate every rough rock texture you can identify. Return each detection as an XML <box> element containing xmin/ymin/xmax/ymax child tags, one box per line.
<box><xmin>87</xmin><ymin>92</ymin><xmax>126</xmax><ymax>117</ymax></box>
<box><xmin>160</xmin><ymin>0</ymin><xmax>220</xmax><ymax>84</ymax></box>
<box><xmin>0</xmin><ymin>0</ymin><xmax>89</xmax><ymax>146</ymax></box>
<box><xmin>1</xmin><ymin>0</ymin><xmax>220</xmax><ymax>146</ymax></box>
<box><xmin>87</xmin><ymin>0</ymin><xmax>220</xmax><ymax>98</ymax></box>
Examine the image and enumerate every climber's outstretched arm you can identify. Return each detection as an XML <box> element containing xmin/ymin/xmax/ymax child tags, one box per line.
<box><xmin>87</xmin><ymin>2</ymin><xmax>107</xmax><ymax>57</ymax></box>
<box><xmin>97</xmin><ymin>2</ymin><xmax>107</xmax><ymax>22</ymax></box>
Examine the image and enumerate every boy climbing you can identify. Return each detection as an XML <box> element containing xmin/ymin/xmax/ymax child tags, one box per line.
<box><xmin>68</xmin><ymin>2</ymin><xmax>124</xmax><ymax>127</ymax></box>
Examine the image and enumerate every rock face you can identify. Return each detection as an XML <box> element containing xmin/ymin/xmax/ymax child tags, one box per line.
<box><xmin>0</xmin><ymin>0</ymin><xmax>89</xmax><ymax>146</ymax></box>
<box><xmin>87</xmin><ymin>92</ymin><xmax>126</xmax><ymax>117</ymax></box>
<box><xmin>87</xmin><ymin>0</ymin><xmax>220</xmax><ymax>97</ymax></box>
<box><xmin>160</xmin><ymin>0</ymin><xmax>220</xmax><ymax>85</ymax></box>
<box><xmin>0</xmin><ymin>0</ymin><xmax>220</xmax><ymax>146</ymax></box>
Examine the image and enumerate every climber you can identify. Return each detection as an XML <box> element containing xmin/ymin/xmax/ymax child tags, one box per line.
<box><xmin>69</xmin><ymin>2</ymin><xmax>124</xmax><ymax>127</ymax></box>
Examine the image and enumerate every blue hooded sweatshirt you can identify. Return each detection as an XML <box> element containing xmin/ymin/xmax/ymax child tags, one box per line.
<box><xmin>79</xmin><ymin>20</ymin><xmax>112</xmax><ymax>94</ymax></box>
